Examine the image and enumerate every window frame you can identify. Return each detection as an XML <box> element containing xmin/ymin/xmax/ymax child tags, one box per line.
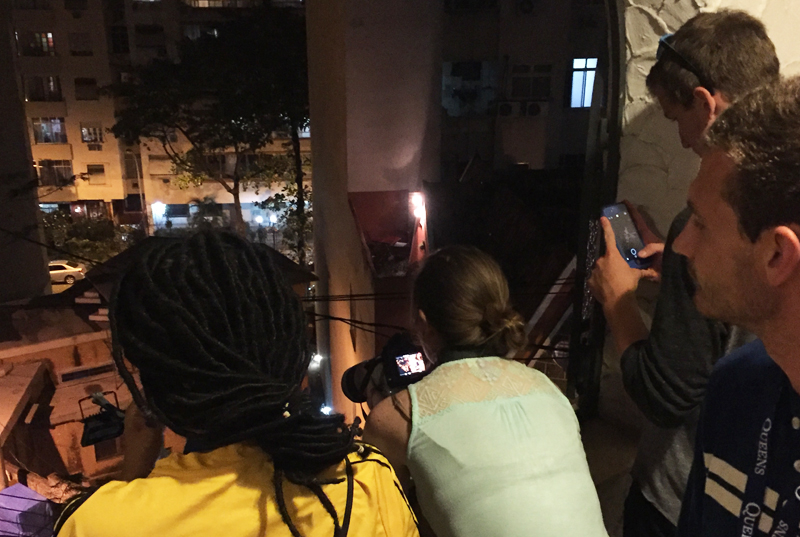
<box><xmin>569</xmin><ymin>57</ymin><xmax>598</xmax><ymax>109</ymax></box>
<box><xmin>16</xmin><ymin>31</ymin><xmax>56</xmax><ymax>57</ymax></box>
<box><xmin>36</xmin><ymin>159</ymin><xmax>73</xmax><ymax>186</ymax></box>
<box><xmin>80</xmin><ymin>122</ymin><xmax>104</xmax><ymax>143</ymax></box>
<box><xmin>31</xmin><ymin>117</ymin><xmax>67</xmax><ymax>144</ymax></box>
<box><xmin>24</xmin><ymin>75</ymin><xmax>62</xmax><ymax>102</ymax></box>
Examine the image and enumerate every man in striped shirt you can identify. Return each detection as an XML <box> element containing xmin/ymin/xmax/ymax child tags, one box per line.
<box><xmin>675</xmin><ymin>77</ymin><xmax>800</xmax><ymax>537</ymax></box>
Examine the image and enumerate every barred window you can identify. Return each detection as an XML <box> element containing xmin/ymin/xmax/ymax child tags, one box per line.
<box><xmin>36</xmin><ymin>160</ymin><xmax>73</xmax><ymax>186</ymax></box>
<box><xmin>32</xmin><ymin>117</ymin><xmax>67</xmax><ymax>144</ymax></box>
<box><xmin>80</xmin><ymin>122</ymin><xmax>104</xmax><ymax>143</ymax></box>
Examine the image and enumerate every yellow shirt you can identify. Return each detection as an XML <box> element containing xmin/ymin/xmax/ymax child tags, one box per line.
<box><xmin>58</xmin><ymin>443</ymin><xmax>419</xmax><ymax>537</ymax></box>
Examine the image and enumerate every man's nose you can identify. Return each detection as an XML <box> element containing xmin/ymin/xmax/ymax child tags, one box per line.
<box><xmin>673</xmin><ymin>227</ymin><xmax>691</xmax><ymax>257</ymax></box>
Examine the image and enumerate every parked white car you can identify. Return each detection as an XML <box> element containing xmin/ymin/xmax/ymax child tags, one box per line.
<box><xmin>49</xmin><ymin>260</ymin><xmax>86</xmax><ymax>284</ymax></box>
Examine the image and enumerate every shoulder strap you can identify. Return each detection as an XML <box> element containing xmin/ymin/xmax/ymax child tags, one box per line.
<box><xmin>54</xmin><ymin>487</ymin><xmax>98</xmax><ymax>535</ymax></box>
<box><xmin>390</xmin><ymin>392</ymin><xmax>411</xmax><ymax>424</ymax></box>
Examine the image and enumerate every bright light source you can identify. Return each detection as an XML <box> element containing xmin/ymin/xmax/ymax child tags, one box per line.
<box><xmin>413</xmin><ymin>206</ymin><xmax>426</xmax><ymax>219</ymax></box>
<box><xmin>411</xmin><ymin>192</ymin><xmax>424</xmax><ymax>208</ymax></box>
<box><xmin>73</xmin><ymin>206</ymin><xmax>82</xmax><ymax>214</ymax></box>
<box><xmin>309</xmin><ymin>353</ymin><xmax>323</xmax><ymax>372</ymax></box>
<box><xmin>269</xmin><ymin>214</ymin><xmax>278</xmax><ymax>224</ymax></box>
<box><xmin>320</xmin><ymin>405</ymin><xmax>333</xmax><ymax>415</ymax></box>
<box><xmin>255</xmin><ymin>215</ymin><xmax>264</xmax><ymax>224</ymax></box>
<box><xmin>151</xmin><ymin>202</ymin><xmax>166</xmax><ymax>219</ymax></box>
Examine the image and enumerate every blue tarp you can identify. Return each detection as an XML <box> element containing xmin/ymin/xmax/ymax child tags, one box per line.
<box><xmin>0</xmin><ymin>484</ymin><xmax>55</xmax><ymax>537</ymax></box>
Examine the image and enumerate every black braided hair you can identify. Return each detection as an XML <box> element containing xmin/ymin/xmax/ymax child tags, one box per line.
<box><xmin>108</xmin><ymin>230</ymin><xmax>360</xmax><ymax>535</ymax></box>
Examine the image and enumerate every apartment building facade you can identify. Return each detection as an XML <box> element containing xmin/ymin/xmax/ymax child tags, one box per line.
<box><xmin>306</xmin><ymin>0</ymin><xmax>607</xmax><ymax>419</ymax></box>
<box><xmin>9</xmin><ymin>0</ymin><xmax>306</xmax><ymax>232</ymax></box>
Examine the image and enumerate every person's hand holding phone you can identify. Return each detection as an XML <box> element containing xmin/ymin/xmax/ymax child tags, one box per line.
<box><xmin>588</xmin><ymin>216</ymin><xmax>660</xmax><ymax>307</ymax></box>
<box><xmin>622</xmin><ymin>200</ymin><xmax>665</xmax><ymax>274</ymax></box>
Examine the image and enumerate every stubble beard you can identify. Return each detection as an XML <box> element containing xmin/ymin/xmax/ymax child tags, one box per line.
<box><xmin>689</xmin><ymin>258</ymin><xmax>776</xmax><ymax>331</ymax></box>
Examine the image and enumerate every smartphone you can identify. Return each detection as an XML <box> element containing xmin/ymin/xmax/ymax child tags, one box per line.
<box><xmin>600</xmin><ymin>203</ymin><xmax>652</xmax><ymax>269</ymax></box>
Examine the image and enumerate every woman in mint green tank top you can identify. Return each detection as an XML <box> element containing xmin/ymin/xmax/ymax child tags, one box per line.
<box><xmin>364</xmin><ymin>246</ymin><xmax>608</xmax><ymax>537</ymax></box>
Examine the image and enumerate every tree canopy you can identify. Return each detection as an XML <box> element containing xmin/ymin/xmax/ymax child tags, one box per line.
<box><xmin>110</xmin><ymin>5</ymin><xmax>310</xmax><ymax>260</ymax></box>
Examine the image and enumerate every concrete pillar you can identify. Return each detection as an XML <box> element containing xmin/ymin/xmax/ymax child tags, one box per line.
<box><xmin>307</xmin><ymin>0</ymin><xmax>375</xmax><ymax>421</ymax></box>
<box><xmin>0</xmin><ymin>1</ymin><xmax>50</xmax><ymax>303</ymax></box>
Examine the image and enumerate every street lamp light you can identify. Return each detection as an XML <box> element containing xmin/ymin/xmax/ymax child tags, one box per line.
<box><xmin>151</xmin><ymin>201</ymin><xmax>166</xmax><ymax>223</ymax></box>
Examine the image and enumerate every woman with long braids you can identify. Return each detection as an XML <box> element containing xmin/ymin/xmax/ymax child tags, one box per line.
<box><xmin>363</xmin><ymin>246</ymin><xmax>607</xmax><ymax>537</ymax></box>
<box><xmin>56</xmin><ymin>231</ymin><xmax>419</xmax><ymax>537</ymax></box>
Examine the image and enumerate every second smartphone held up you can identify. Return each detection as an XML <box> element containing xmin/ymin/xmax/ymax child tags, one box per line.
<box><xmin>601</xmin><ymin>203</ymin><xmax>652</xmax><ymax>269</ymax></box>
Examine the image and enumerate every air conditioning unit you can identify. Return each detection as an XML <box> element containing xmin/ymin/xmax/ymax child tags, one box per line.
<box><xmin>521</xmin><ymin>101</ymin><xmax>549</xmax><ymax>117</ymax></box>
<box><xmin>495</xmin><ymin>101</ymin><xmax>522</xmax><ymax>117</ymax></box>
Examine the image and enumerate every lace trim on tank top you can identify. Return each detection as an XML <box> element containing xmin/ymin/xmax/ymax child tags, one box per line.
<box><xmin>411</xmin><ymin>357</ymin><xmax>557</xmax><ymax>420</ymax></box>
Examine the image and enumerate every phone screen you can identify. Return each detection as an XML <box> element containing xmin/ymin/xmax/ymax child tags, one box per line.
<box><xmin>395</xmin><ymin>352</ymin><xmax>426</xmax><ymax>377</ymax></box>
<box><xmin>601</xmin><ymin>203</ymin><xmax>650</xmax><ymax>268</ymax></box>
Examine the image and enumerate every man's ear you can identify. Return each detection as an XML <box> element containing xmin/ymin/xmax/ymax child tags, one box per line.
<box><xmin>693</xmin><ymin>87</ymin><xmax>728</xmax><ymax>124</ymax></box>
<box><xmin>764</xmin><ymin>225</ymin><xmax>800</xmax><ymax>287</ymax></box>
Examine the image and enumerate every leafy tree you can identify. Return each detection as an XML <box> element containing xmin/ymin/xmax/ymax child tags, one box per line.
<box><xmin>109</xmin><ymin>5</ymin><xmax>310</xmax><ymax>263</ymax></box>
<box><xmin>41</xmin><ymin>211</ymin><xmax>143</xmax><ymax>266</ymax></box>
<box><xmin>257</xmin><ymin>179</ymin><xmax>313</xmax><ymax>265</ymax></box>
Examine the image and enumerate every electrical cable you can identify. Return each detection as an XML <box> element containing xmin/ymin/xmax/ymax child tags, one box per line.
<box><xmin>311</xmin><ymin>313</ymin><xmax>406</xmax><ymax>331</ymax></box>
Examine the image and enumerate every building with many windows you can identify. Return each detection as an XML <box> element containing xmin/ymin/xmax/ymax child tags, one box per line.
<box><xmin>8</xmin><ymin>0</ymin><xmax>306</xmax><ymax>232</ymax></box>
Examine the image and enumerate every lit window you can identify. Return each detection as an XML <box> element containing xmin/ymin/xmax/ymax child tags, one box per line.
<box><xmin>32</xmin><ymin>117</ymin><xmax>67</xmax><ymax>144</ymax></box>
<box><xmin>16</xmin><ymin>31</ymin><xmax>56</xmax><ymax>56</ymax></box>
<box><xmin>570</xmin><ymin>58</ymin><xmax>598</xmax><ymax>108</ymax></box>
<box><xmin>81</xmin><ymin>122</ymin><xmax>104</xmax><ymax>143</ymax></box>
<box><xmin>39</xmin><ymin>203</ymin><xmax>60</xmax><ymax>213</ymax></box>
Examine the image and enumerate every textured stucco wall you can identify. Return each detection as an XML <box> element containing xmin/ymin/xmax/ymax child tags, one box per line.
<box><xmin>306</xmin><ymin>0</ymin><xmax>377</xmax><ymax>421</ymax></box>
<box><xmin>618</xmin><ymin>0</ymin><xmax>800</xmax><ymax>237</ymax></box>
